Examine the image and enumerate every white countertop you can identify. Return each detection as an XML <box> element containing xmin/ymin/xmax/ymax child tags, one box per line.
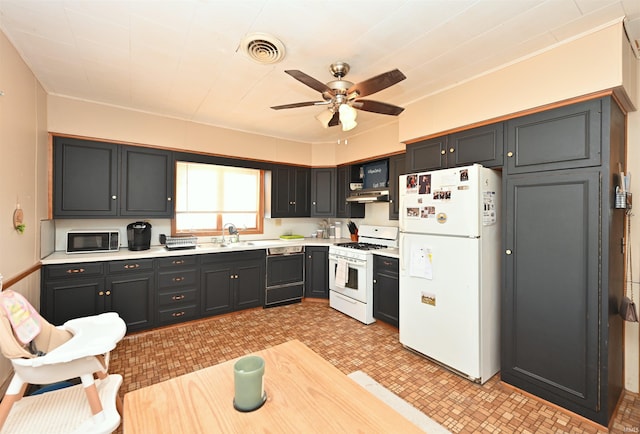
<box><xmin>41</xmin><ymin>238</ymin><xmax>345</xmax><ymax>265</ymax></box>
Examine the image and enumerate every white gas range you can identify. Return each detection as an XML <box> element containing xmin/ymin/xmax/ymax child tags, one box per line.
<box><xmin>328</xmin><ymin>225</ymin><xmax>398</xmax><ymax>324</ymax></box>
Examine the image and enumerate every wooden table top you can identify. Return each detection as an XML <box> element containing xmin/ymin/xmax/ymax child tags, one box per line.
<box><xmin>123</xmin><ymin>339</ymin><xmax>424</xmax><ymax>433</ymax></box>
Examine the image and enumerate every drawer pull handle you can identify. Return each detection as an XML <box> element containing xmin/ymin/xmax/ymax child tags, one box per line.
<box><xmin>66</xmin><ymin>268</ymin><xmax>85</xmax><ymax>274</ymax></box>
<box><xmin>172</xmin><ymin>311</ymin><xmax>185</xmax><ymax>317</ymax></box>
<box><xmin>172</xmin><ymin>277</ymin><xmax>185</xmax><ymax>282</ymax></box>
<box><xmin>124</xmin><ymin>264</ymin><xmax>140</xmax><ymax>269</ymax></box>
<box><xmin>172</xmin><ymin>295</ymin><xmax>185</xmax><ymax>301</ymax></box>
<box><xmin>172</xmin><ymin>260</ymin><xmax>185</xmax><ymax>265</ymax></box>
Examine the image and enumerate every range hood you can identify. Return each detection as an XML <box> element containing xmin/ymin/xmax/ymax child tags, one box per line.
<box><xmin>346</xmin><ymin>188</ymin><xmax>390</xmax><ymax>203</ymax></box>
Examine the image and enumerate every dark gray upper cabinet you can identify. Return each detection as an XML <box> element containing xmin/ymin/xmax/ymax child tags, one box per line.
<box><xmin>310</xmin><ymin>167</ymin><xmax>336</xmax><ymax>217</ymax></box>
<box><xmin>271</xmin><ymin>166</ymin><xmax>311</xmax><ymax>218</ymax></box>
<box><xmin>387</xmin><ymin>154</ymin><xmax>406</xmax><ymax>220</ymax></box>
<box><xmin>336</xmin><ymin>165</ymin><xmax>365</xmax><ymax>219</ymax></box>
<box><xmin>406</xmin><ymin>123</ymin><xmax>503</xmax><ymax>172</ymax></box>
<box><xmin>501</xmin><ymin>96</ymin><xmax>625</xmax><ymax>426</ymax></box>
<box><xmin>405</xmin><ymin>136</ymin><xmax>446</xmax><ymax>172</ymax></box>
<box><xmin>449</xmin><ymin>123</ymin><xmax>503</xmax><ymax>168</ymax></box>
<box><xmin>54</xmin><ymin>137</ymin><xmax>119</xmax><ymax>217</ymax></box>
<box><xmin>120</xmin><ymin>146</ymin><xmax>174</xmax><ymax>217</ymax></box>
<box><xmin>53</xmin><ymin>137</ymin><xmax>174</xmax><ymax>218</ymax></box>
<box><xmin>505</xmin><ymin>99</ymin><xmax>601</xmax><ymax>174</ymax></box>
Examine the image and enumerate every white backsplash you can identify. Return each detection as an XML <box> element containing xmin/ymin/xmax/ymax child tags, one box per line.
<box><xmin>51</xmin><ymin>202</ymin><xmax>398</xmax><ymax>252</ymax></box>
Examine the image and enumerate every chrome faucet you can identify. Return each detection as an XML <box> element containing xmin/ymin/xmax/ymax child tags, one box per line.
<box><xmin>222</xmin><ymin>223</ymin><xmax>239</xmax><ymax>243</ymax></box>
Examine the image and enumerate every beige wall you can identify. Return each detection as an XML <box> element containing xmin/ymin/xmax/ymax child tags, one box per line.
<box><xmin>47</xmin><ymin>97</ymin><xmax>314</xmax><ymax>166</ymax></box>
<box><xmin>399</xmin><ymin>22</ymin><xmax>632</xmax><ymax>142</ymax></box>
<box><xmin>0</xmin><ymin>29</ymin><xmax>48</xmax><ymax>388</ymax></box>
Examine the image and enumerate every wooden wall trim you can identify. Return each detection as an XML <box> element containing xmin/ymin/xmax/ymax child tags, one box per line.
<box><xmin>3</xmin><ymin>263</ymin><xmax>41</xmax><ymax>290</ymax></box>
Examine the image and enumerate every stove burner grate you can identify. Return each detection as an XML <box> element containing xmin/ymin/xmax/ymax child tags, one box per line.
<box><xmin>334</xmin><ymin>242</ymin><xmax>387</xmax><ymax>251</ymax></box>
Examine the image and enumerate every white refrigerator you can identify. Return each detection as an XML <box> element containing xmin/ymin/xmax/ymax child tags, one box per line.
<box><xmin>398</xmin><ymin>164</ymin><xmax>501</xmax><ymax>384</ymax></box>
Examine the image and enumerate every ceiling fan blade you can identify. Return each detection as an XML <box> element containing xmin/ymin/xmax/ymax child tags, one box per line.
<box><xmin>348</xmin><ymin>69</ymin><xmax>406</xmax><ymax>98</ymax></box>
<box><xmin>270</xmin><ymin>101</ymin><xmax>327</xmax><ymax>110</ymax></box>
<box><xmin>285</xmin><ymin>70</ymin><xmax>335</xmax><ymax>95</ymax></box>
<box><xmin>328</xmin><ymin>111</ymin><xmax>340</xmax><ymax>127</ymax></box>
<box><xmin>352</xmin><ymin>99</ymin><xmax>405</xmax><ymax>116</ymax></box>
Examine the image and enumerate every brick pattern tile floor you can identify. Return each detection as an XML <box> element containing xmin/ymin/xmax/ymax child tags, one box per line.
<box><xmin>110</xmin><ymin>300</ymin><xmax>640</xmax><ymax>433</ymax></box>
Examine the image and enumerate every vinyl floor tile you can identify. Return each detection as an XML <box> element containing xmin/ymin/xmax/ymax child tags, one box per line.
<box><xmin>110</xmin><ymin>301</ymin><xmax>640</xmax><ymax>433</ymax></box>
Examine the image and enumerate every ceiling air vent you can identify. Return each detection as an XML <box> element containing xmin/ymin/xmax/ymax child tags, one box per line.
<box><xmin>240</xmin><ymin>32</ymin><xmax>286</xmax><ymax>64</ymax></box>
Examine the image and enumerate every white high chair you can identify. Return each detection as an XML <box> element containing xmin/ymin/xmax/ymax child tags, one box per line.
<box><xmin>0</xmin><ymin>290</ymin><xmax>126</xmax><ymax>434</ymax></box>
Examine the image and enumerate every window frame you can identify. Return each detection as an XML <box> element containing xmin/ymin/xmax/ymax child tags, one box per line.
<box><xmin>171</xmin><ymin>161</ymin><xmax>265</xmax><ymax>236</ymax></box>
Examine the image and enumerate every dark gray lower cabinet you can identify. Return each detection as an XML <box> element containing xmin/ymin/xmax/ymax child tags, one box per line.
<box><xmin>373</xmin><ymin>255</ymin><xmax>399</xmax><ymax>327</ymax></box>
<box><xmin>200</xmin><ymin>251</ymin><xmax>265</xmax><ymax>316</ymax></box>
<box><xmin>42</xmin><ymin>259</ymin><xmax>155</xmax><ymax>332</ymax></box>
<box><xmin>501</xmin><ymin>96</ymin><xmax>625</xmax><ymax>426</ymax></box>
<box><xmin>157</xmin><ymin>256</ymin><xmax>199</xmax><ymax>326</ymax></box>
<box><xmin>304</xmin><ymin>246</ymin><xmax>329</xmax><ymax>298</ymax></box>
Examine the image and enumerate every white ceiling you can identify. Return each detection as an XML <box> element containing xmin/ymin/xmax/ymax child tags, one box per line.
<box><xmin>1</xmin><ymin>0</ymin><xmax>639</xmax><ymax>144</ymax></box>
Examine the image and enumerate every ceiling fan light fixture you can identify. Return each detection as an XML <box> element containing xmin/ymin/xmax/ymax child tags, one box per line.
<box><xmin>315</xmin><ymin>109</ymin><xmax>334</xmax><ymax>128</ymax></box>
<box><xmin>339</xmin><ymin>104</ymin><xmax>357</xmax><ymax>131</ymax></box>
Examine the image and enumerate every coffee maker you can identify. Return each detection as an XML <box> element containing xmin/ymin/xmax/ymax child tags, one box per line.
<box><xmin>127</xmin><ymin>221</ymin><xmax>152</xmax><ymax>251</ymax></box>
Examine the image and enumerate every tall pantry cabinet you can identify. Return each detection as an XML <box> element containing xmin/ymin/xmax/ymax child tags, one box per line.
<box><xmin>500</xmin><ymin>96</ymin><xmax>625</xmax><ymax>426</ymax></box>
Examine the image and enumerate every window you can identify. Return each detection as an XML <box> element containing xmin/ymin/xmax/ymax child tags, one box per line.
<box><xmin>173</xmin><ymin>161</ymin><xmax>263</xmax><ymax>235</ymax></box>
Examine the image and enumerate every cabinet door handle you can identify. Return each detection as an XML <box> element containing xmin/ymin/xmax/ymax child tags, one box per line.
<box><xmin>440</xmin><ymin>149</ymin><xmax>446</xmax><ymax>155</ymax></box>
<box><xmin>124</xmin><ymin>263</ymin><xmax>140</xmax><ymax>269</ymax></box>
<box><xmin>507</xmin><ymin>151</ymin><xmax>514</xmax><ymax>157</ymax></box>
<box><xmin>111</xmin><ymin>195</ymin><xmax>117</xmax><ymax>200</ymax></box>
<box><xmin>449</xmin><ymin>147</ymin><xmax>455</xmax><ymax>153</ymax></box>
<box><xmin>172</xmin><ymin>259</ymin><xmax>185</xmax><ymax>265</ymax></box>
<box><xmin>373</xmin><ymin>279</ymin><xmax>377</xmax><ymax>284</ymax></box>
<box><xmin>172</xmin><ymin>311</ymin><xmax>185</xmax><ymax>317</ymax></box>
<box><xmin>105</xmin><ymin>290</ymin><xmax>111</xmax><ymax>296</ymax></box>
<box><xmin>172</xmin><ymin>294</ymin><xmax>185</xmax><ymax>300</ymax></box>
<box><xmin>167</xmin><ymin>197</ymin><xmax>172</xmax><ymax>201</ymax></box>
<box><xmin>98</xmin><ymin>291</ymin><xmax>104</xmax><ymax>296</ymax></box>
<box><xmin>66</xmin><ymin>268</ymin><xmax>85</xmax><ymax>274</ymax></box>
<box><xmin>505</xmin><ymin>249</ymin><xmax>512</xmax><ymax>255</ymax></box>
<box><xmin>172</xmin><ymin>276</ymin><xmax>185</xmax><ymax>282</ymax></box>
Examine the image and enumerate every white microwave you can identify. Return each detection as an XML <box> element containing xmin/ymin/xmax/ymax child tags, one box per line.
<box><xmin>66</xmin><ymin>230</ymin><xmax>120</xmax><ymax>254</ymax></box>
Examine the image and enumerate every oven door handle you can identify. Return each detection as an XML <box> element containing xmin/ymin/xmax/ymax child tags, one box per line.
<box><xmin>329</xmin><ymin>257</ymin><xmax>367</xmax><ymax>267</ymax></box>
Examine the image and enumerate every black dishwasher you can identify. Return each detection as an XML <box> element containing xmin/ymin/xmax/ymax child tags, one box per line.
<box><xmin>265</xmin><ymin>246</ymin><xmax>304</xmax><ymax>307</ymax></box>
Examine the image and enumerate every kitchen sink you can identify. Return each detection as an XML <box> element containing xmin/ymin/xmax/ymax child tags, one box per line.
<box><xmin>197</xmin><ymin>240</ymin><xmax>286</xmax><ymax>250</ymax></box>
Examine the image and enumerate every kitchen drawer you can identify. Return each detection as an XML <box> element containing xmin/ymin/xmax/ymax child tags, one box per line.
<box><xmin>107</xmin><ymin>258</ymin><xmax>155</xmax><ymax>273</ymax></box>
<box><xmin>157</xmin><ymin>255</ymin><xmax>198</xmax><ymax>269</ymax></box>
<box><xmin>374</xmin><ymin>256</ymin><xmax>398</xmax><ymax>275</ymax></box>
<box><xmin>158</xmin><ymin>287</ymin><xmax>198</xmax><ymax>306</ymax></box>
<box><xmin>157</xmin><ymin>304</ymin><xmax>198</xmax><ymax>325</ymax></box>
<box><xmin>157</xmin><ymin>269</ymin><xmax>198</xmax><ymax>289</ymax></box>
<box><xmin>44</xmin><ymin>262</ymin><xmax>104</xmax><ymax>279</ymax></box>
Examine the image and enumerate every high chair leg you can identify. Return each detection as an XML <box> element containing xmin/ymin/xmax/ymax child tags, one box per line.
<box><xmin>0</xmin><ymin>383</ymin><xmax>28</xmax><ymax>430</ymax></box>
<box><xmin>81</xmin><ymin>374</ymin><xmax>104</xmax><ymax>416</ymax></box>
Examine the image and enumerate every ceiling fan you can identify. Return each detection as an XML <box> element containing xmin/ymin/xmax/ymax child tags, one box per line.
<box><xmin>270</xmin><ymin>62</ymin><xmax>406</xmax><ymax>131</ymax></box>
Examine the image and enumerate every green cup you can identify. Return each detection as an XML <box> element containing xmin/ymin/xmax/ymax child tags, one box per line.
<box><xmin>233</xmin><ymin>355</ymin><xmax>266</xmax><ymax>412</ymax></box>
